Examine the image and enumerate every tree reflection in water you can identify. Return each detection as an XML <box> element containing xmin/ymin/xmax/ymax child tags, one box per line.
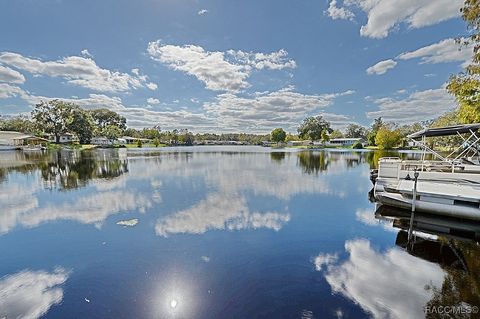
<box><xmin>0</xmin><ymin>150</ymin><xmax>128</xmax><ymax>190</ymax></box>
<box><xmin>270</xmin><ymin>152</ymin><xmax>286</xmax><ymax>163</ymax></box>
<box><xmin>296</xmin><ymin>150</ymin><xmax>367</xmax><ymax>174</ymax></box>
<box><xmin>297</xmin><ymin>151</ymin><xmax>329</xmax><ymax>174</ymax></box>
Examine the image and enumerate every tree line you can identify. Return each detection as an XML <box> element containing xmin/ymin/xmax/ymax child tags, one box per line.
<box><xmin>0</xmin><ymin>100</ymin><xmax>470</xmax><ymax>149</ymax></box>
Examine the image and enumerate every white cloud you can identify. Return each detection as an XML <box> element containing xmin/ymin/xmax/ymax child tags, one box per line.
<box><xmin>0</xmin><ymin>52</ymin><xmax>156</xmax><ymax>93</ymax></box>
<box><xmin>146</xmin><ymin>82</ymin><xmax>158</xmax><ymax>90</ymax></box>
<box><xmin>335</xmin><ymin>0</ymin><xmax>462</xmax><ymax>38</ymax></box>
<box><xmin>147</xmin><ymin>41</ymin><xmax>296</xmax><ymax>92</ymax></box>
<box><xmin>325</xmin><ymin>0</ymin><xmax>355</xmax><ymax>20</ymax></box>
<box><xmin>366</xmin><ymin>59</ymin><xmax>397</xmax><ymax>75</ymax></box>
<box><xmin>10</xmin><ymin>83</ymin><xmax>353</xmax><ymax>133</ymax></box>
<box><xmin>147</xmin><ymin>97</ymin><xmax>160</xmax><ymax>105</ymax></box>
<box><xmin>155</xmin><ymin>193</ymin><xmax>290</xmax><ymax>237</ymax></box>
<box><xmin>366</xmin><ymin>87</ymin><xmax>455</xmax><ymax>123</ymax></box>
<box><xmin>80</xmin><ymin>49</ymin><xmax>93</xmax><ymax>58</ymax></box>
<box><xmin>0</xmin><ymin>83</ymin><xmax>24</xmax><ymax>99</ymax></box>
<box><xmin>398</xmin><ymin>38</ymin><xmax>473</xmax><ymax>67</ymax></box>
<box><xmin>203</xmin><ymin>87</ymin><xmax>355</xmax><ymax>132</ymax></box>
<box><xmin>0</xmin><ymin>65</ymin><xmax>26</xmax><ymax>84</ymax></box>
<box><xmin>198</xmin><ymin>9</ymin><xmax>208</xmax><ymax>15</ymax></box>
<box><xmin>367</xmin><ymin>37</ymin><xmax>471</xmax><ymax>75</ymax></box>
<box><xmin>320</xmin><ymin>239</ymin><xmax>444</xmax><ymax>319</ymax></box>
<box><xmin>227</xmin><ymin>49</ymin><xmax>297</xmax><ymax>70</ymax></box>
<box><xmin>0</xmin><ymin>268</ymin><xmax>69</xmax><ymax>319</ymax></box>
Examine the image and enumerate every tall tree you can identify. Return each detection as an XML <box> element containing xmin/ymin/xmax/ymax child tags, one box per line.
<box><xmin>329</xmin><ymin>129</ymin><xmax>344</xmax><ymax>139</ymax></box>
<box><xmin>102</xmin><ymin>125</ymin><xmax>122</xmax><ymax>142</ymax></box>
<box><xmin>31</xmin><ymin>100</ymin><xmax>73</xmax><ymax>143</ymax></box>
<box><xmin>68</xmin><ymin>107</ymin><xmax>94</xmax><ymax>144</ymax></box>
<box><xmin>89</xmin><ymin>109</ymin><xmax>127</xmax><ymax>132</ymax></box>
<box><xmin>367</xmin><ymin>117</ymin><xmax>384</xmax><ymax>146</ymax></box>
<box><xmin>271</xmin><ymin>128</ymin><xmax>287</xmax><ymax>143</ymax></box>
<box><xmin>345</xmin><ymin>124</ymin><xmax>368</xmax><ymax>139</ymax></box>
<box><xmin>375</xmin><ymin>127</ymin><xmax>402</xmax><ymax>150</ymax></box>
<box><xmin>321</xmin><ymin>128</ymin><xmax>330</xmax><ymax>144</ymax></box>
<box><xmin>447</xmin><ymin>0</ymin><xmax>480</xmax><ymax>123</ymax></box>
<box><xmin>297</xmin><ymin>116</ymin><xmax>332</xmax><ymax>141</ymax></box>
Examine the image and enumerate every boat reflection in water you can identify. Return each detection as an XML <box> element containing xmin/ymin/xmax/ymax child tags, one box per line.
<box><xmin>375</xmin><ymin>205</ymin><xmax>480</xmax><ymax>313</ymax></box>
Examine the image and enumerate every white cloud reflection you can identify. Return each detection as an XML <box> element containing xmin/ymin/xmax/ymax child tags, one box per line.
<box><xmin>0</xmin><ymin>268</ymin><xmax>69</xmax><ymax>319</ymax></box>
<box><xmin>0</xmin><ymin>187</ymin><xmax>151</xmax><ymax>234</ymax></box>
<box><xmin>155</xmin><ymin>193</ymin><xmax>290</xmax><ymax>237</ymax></box>
<box><xmin>315</xmin><ymin>239</ymin><xmax>444</xmax><ymax>319</ymax></box>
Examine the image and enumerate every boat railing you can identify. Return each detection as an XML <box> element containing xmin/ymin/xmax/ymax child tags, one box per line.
<box><xmin>400</xmin><ymin>159</ymin><xmax>475</xmax><ymax>174</ymax></box>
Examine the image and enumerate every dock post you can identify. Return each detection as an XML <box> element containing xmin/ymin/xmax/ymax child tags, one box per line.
<box><xmin>408</xmin><ymin>169</ymin><xmax>419</xmax><ymax>242</ymax></box>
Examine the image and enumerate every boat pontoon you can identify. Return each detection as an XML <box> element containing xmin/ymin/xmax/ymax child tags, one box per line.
<box><xmin>373</xmin><ymin>124</ymin><xmax>480</xmax><ymax>220</ymax></box>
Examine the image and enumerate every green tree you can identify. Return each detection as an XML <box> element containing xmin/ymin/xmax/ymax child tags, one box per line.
<box><xmin>102</xmin><ymin>125</ymin><xmax>122</xmax><ymax>142</ymax></box>
<box><xmin>285</xmin><ymin>134</ymin><xmax>300</xmax><ymax>142</ymax></box>
<box><xmin>271</xmin><ymin>128</ymin><xmax>287</xmax><ymax>143</ymax></box>
<box><xmin>89</xmin><ymin>109</ymin><xmax>127</xmax><ymax>132</ymax></box>
<box><xmin>31</xmin><ymin>100</ymin><xmax>73</xmax><ymax>143</ymax></box>
<box><xmin>375</xmin><ymin>127</ymin><xmax>402</xmax><ymax>149</ymax></box>
<box><xmin>153</xmin><ymin>138</ymin><xmax>160</xmax><ymax>147</ymax></box>
<box><xmin>297</xmin><ymin>116</ymin><xmax>332</xmax><ymax>141</ymax></box>
<box><xmin>429</xmin><ymin>111</ymin><xmax>462</xmax><ymax>150</ymax></box>
<box><xmin>124</xmin><ymin>128</ymin><xmax>141</xmax><ymax>138</ymax></box>
<box><xmin>178</xmin><ymin>130</ymin><xmax>194</xmax><ymax>145</ymax></box>
<box><xmin>321</xmin><ymin>128</ymin><xmax>330</xmax><ymax>144</ymax></box>
<box><xmin>68</xmin><ymin>107</ymin><xmax>94</xmax><ymax>144</ymax></box>
<box><xmin>367</xmin><ymin>117</ymin><xmax>385</xmax><ymax>146</ymax></box>
<box><xmin>142</xmin><ymin>127</ymin><xmax>161</xmax><ymax>139</ymax></box>
<box><xmin>447</xmin><ymin>0</ymin><xmax>480</xmax><ymax>123</ymax></box>
<box><xmin>0</xmin><ymin>116</ymin><xmax>35</xmax><ymax>133</ymax></box>
<box><xmin>329</xmin><ymin>129</ymin><xmax>344</xmax><ymax>139</ymax></box>
<box><xmin>345</xmin><ymin>124</ymin><xmax>367</xmax><ymax>139</ymax></box>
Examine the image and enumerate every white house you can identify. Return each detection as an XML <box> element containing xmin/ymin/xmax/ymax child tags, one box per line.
<box><xmin>326</xmin><ymin>138</ymin><xmax>364</xmax><ymax>147</ymax></box>
<box><xmin>91</xmin><ymin>137</ymin><xmax>113</xmax><ymax>146</ymax></box>
<box><xmin>91</xmin><ymin>137</ymin><xmax>127</xmax><ymax>146</ymax></box>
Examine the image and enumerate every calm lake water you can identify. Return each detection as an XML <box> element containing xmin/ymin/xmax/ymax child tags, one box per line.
<box><xmin>0</xmin><ymin>146</ymin><xmax>479</xmax><ymax>319</ymax></box>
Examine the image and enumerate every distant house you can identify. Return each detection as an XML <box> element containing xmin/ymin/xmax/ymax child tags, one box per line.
<box><xmin>121</xmin><ymin>136</ymin><xmax>150</xmax><ymax>144</ymax></box>
<box><xmin>262</xmin><ymin>141</ymin><xmax>276</xmax><ymax>147</ymax></box>
<box><xmin>91</xmin><ymin>137</ymin><xmax>113</xmax><ymax>146</ymax></box>
<box><xmin>92</xmin><ymin>137</ymin><xmax>128</xmax><ymax>146</ymax></box>
<box><xmin>326</xmin><ymin>138</ymin><xmax>364</xmax><ymax>147</ymax></box>
<box><xmin>122</xmin><ymin>136</ymin><xmax>138</xmax><ymax>144</ymax></box>
<box><xmin>287</xmin><ymin>140</ymin><xmax>312</xmax><ymax>147</ymax></box>
<box><xmin>0</xmin><ymin>131</ymin><xmax>48</xmax><ymax>150</ymax></box>
<box><xmin>48</xmin><ymin>133</ymin><xmax>79</xmax><ymax>144</ymax></box>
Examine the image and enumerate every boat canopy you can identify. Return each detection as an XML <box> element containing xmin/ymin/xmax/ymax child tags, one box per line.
<box><xmin>408</xmin><ymin>123</ymin><xmax>480</xmax><ymax>139</ymax></box>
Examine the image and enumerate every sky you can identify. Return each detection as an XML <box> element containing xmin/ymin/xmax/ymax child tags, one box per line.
<box><xmin>0</xmin><ymin>0</ymin><xmax>471</xmax><ymax>133</ymax></box>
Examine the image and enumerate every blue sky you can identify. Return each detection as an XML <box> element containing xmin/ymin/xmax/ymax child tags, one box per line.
<box><xmin>0</xmin><ymin>0</ymin><xmax>471</xmax><ymax>133</ymax></box>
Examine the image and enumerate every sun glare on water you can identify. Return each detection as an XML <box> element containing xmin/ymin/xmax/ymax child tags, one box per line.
<box><xmin>170</xmin><ymin>299</ymin><xmax>178</xmax><ymax>309</ymax></box>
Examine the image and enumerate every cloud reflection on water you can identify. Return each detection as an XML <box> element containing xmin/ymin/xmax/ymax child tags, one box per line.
<box><xmin>315</xmin><ymin>239</ymin><xmax>444</xmax><ymax>319</ymax></box>
<box><xmin>0</xmin><ymin>268</ymin><xmax>69</xmax><ymax>319</ymax></box>
<box><xmin>0</xmin><ymin>149</ymin><xmax>363</xmax><ymax>236</ymax></box>
<box><xmin>155</xmin><ymin>193</ymin><xmax>290</xmax><ymax>237</ymax></box>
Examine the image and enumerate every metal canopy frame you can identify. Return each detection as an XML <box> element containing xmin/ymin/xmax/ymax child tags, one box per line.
<box><xmin>408</xmin><ymin>124</ymin><xmax>480</xmax><ymax>167</ymax></box>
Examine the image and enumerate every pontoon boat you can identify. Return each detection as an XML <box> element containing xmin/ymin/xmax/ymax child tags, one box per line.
<box><xmin>373</xmin><ymin>124</ymin><xmax>480</xmax><ymax>220</ymax></box>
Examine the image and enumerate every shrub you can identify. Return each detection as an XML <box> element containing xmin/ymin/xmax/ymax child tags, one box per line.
<box><xmin>352</xmin><ymin>141</ymin><xmax>363</xmax><ymax>149</ymax></box>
